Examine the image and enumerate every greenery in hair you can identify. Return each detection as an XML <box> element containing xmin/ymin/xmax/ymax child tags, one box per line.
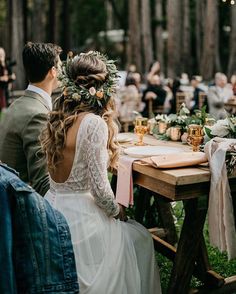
<box><xmin>59</xmin><ymin>51</ymin><xmax>119</xmax><ymax>108</ymax></box>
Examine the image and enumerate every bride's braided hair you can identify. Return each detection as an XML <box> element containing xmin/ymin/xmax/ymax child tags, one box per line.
<box><xmin>40</xmin><ymin>51</ymin><xmax>120</xmax><ymax>171</ymax></box>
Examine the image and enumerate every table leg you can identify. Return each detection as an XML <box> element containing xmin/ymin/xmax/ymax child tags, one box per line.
<box><xmin>155</xmin><ymin>196</ymin><xmax>178</xmax><ymax>245</ymax></box>
<box><xmin>135</xmin><ymin>188</ymin><xmax>178</xmax><ymax>245</ymax></box>
<box><xmin>168</xmin><ymin>196</ymin><xmax>208</xmax><ymax>294</ymax></box>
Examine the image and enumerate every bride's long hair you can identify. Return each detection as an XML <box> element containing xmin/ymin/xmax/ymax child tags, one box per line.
<box><xmin>40</xmin><ymin>52</ymin><xmax>119</xmax><ymax>171</ymax></box>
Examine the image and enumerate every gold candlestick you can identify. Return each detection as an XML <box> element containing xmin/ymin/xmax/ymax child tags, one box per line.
<box><xmin>187</xmin><ymin>124</ymin><xmax>204</xmax><ymax>152</ymax></box>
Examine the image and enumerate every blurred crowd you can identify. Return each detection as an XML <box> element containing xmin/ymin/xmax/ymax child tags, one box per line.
<box><xmin>116</xmin><ymin>60</ymin><xmax>236</xmax><ymax>130</ymax></box>
<box><xmin>0</xmin><ymin>47</ymin><xmax>16</xmax><ymax>112</ymax></box>
<box><xmin>1</xmin><ymin>47</ymin><xmax>236</xmax><ymax>126</ymax></box>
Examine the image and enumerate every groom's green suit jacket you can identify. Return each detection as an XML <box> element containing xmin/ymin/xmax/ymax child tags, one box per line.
<box><xmin>0</xmin><ymin>90</ymin><xmax>50</xmax><ymax>196</ymax></box>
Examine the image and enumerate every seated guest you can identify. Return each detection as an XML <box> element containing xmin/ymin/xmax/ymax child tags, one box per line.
<box><xmin>118</xmin><ymin>74</ymin><xmax>142</xmax><ymax>122</ymax></box>
<box><xmin>147</xmin><ymin>61</ymin><xmax>165</xmax><ymax>85</ymax></box>
<box><xmin>230</xmin><ymin>74</ymin><xmax>236</xmax><ymax>96</ymax></box>
<box><xmin>169</xmin><ymin>78</ymin><xmax>182</xmax><ymax>114</ymax></box>
<box><xmin>190</xmin><ymin>76</ymin><xmax>204</xmax><ymax>112</ymax></box>
<box><xmin>207</xmin><ymin>73</ymin><xmax>233</xmax><ymax>119</ymax></box>
<box><xmin>142</xmin><ymin>74</ymin><xmax>167</xmax><ymax>117</ymax></box>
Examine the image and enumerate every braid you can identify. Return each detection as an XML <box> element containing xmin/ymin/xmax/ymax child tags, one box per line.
<box><xmin>75</xmin><ymin>72</ymin><xmax>107</xmax><ymax>84</ymax></box>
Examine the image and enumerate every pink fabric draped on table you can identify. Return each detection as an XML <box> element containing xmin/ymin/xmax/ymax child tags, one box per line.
<box><xmin>116</xmin><ymin>155</ymin><xmax>138</xmax><ymax>207</ymax></box>
<box><xmin>204</xmin><ymin>137</ymin><xmax>236</xmax><ymax>260</ymax></box>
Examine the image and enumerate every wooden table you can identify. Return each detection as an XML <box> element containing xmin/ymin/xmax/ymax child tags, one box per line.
<box><xmin>120</xmin><ymin>133</ymin><xmax>236</xmax><ymax>294</ymax></box>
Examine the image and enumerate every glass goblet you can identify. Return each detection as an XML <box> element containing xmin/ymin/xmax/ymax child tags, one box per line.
<box><xmin>134</xmin><ymin>117</ymin><xmax>148</xmax><ymax>146</ymax></box>
<box><xmin>187</xmin><ymin>124</ymin><xmax>204</xmax><ymax>152</ymax></box>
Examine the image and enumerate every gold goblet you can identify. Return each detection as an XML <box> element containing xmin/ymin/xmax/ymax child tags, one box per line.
<box><xmin>187</xmin><ymin>124</ymin><xmax>204</xmax><ymax>152</ymax></box>
<box><xmin>134</xmin><ymin>117</ymin><xmax>148</xmax><ymax>146</ymax></box>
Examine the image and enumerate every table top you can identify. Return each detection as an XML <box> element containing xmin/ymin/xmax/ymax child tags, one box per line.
<box><xmin>120</xmin><ymin>133</ymin><xmax>236</xmax><ymax>201</ymax></box>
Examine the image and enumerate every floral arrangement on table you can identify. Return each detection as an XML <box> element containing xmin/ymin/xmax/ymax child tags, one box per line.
<box><xmin>152</xmin><ymin>104</ymin><xmax>214</xmax><ymax>142</ymax></box>
<box><xmin>204</xmin><ymin>116</ymin><xmax>236</xmax><ymax>175</ymax></box>
<box><xmin>204</xmin><ymin>116</ymin><xmax>236</xmax><ymax>140</ymax></box>
<box><xmin>148</xmin><ymin>104</ymin><xmax>236</xmax><ymax>174</ymax></box>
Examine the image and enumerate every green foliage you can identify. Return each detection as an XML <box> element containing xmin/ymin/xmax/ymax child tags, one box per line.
<box><xmin>71</xmin><ymin>0</ymin><xmax>107</xmax><ymax>50</ymax></box>
<box><xmin>0</xmin><ymin>0</ymin><xmax>6</xmax><ymax>24</ymax></box>
<box><xmin>153</xmin><ymin>133</ymin><xmax>170</xmax><ymax>141</ymax></box>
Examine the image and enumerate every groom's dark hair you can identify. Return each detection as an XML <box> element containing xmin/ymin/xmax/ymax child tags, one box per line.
<box><xmin>23</xmin><ymin>42</ymin><xmax>62</xmax><ymax>83</ymax></box>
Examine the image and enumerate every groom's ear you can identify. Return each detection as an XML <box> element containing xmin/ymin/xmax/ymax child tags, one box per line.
<box><xmin>48</xmin><ymin>66</ymin><xmax>57</xmax><ymax>79</ymax></box>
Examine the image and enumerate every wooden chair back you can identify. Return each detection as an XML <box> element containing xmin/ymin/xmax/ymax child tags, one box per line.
<box><xmin>176</xmin><ymin>92</ymin><xmax>186</xmax><ymax>113</ymax></box>
<box><xmin>148</xmin><ymin>99</ymin><xmax>164</xmax><ymax>118</ymax></box>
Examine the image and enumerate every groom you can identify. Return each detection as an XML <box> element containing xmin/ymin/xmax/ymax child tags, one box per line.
<box><xmin>0</xmin><ymin>42</ymin><xmax>62</xmax><ymax>196</ymax></box>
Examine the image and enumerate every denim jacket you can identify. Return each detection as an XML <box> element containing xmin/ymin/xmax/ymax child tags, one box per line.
<box><xmin>0</xmin><ymin>164</ymin><xmax>79</xmax><ymax>293</ymax></box>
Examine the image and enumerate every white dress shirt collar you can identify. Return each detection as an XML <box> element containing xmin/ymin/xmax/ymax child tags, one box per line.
<box><xmin>27</xmin><ymin>84</ymin><xmax>52</xmax><ymax>110</ymax></box>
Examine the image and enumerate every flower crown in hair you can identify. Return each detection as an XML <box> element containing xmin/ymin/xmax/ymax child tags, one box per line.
<box><xmin>59</xmin><ymin>51</ymin><xmax>119</xmax><ymax>108</ymax></box>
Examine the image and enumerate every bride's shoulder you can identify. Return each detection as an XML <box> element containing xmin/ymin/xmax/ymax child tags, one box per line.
<box><xmin>85</xmin><ymin>113</ymin><xmax>107</xmax><ymax>129</ymax></box>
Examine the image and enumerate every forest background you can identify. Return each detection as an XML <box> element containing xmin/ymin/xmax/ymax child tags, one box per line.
<box><xmin>0</xmin><ymin>0</ymin><xmax>235</xmax><ymax>89</ymax></box>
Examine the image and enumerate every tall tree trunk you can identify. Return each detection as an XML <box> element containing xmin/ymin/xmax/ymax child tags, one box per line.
<box><xmin>49</xmin><ymin>0</ymin><xmax>56</xmax><ymax>42</ymax></box>
<box><xmin>215</xmin><ymin>5</ymin><xmax>221</xmax><ymax>72</ymax></box>
<box><xmin>200</xmin><ymin>0</ymin><xmax>218</xmax><ymax>81</ymax></box>
<box><xmin>9</xmin><ymin>0</ymin><xmax>25</xmax><ymax>89</ymax></box>
<box><xmin>228</xmin><ymin>3</ymin><xmax>236</xmax><ymax>76</ymax></box>
<box><xmin>23</xmin><ymin>0</ymin><xmax>28</xmax><ymax>44</ymax></box>
<box><xmin>154</xmin><ymin>0</ymin><xmax>164</xmax><ymax>68</ymax></box>
<box><xmin>47</xmin><ymin>0</ymin><xmax>61</xmax><ymax>44</ymax></box>
<box><xmin>167</xmin><ymin>0</ymin><xmax>182</xmax><ymax>78</ymax></box>
<box><xmin>140</xmin><ymin>0</ymin><xmax>153</xmax><ymax>72</ymax></box>
<box><xmin>182</xmin><ymin>0</ymin><xmax>191</xmax><ymax>74</ymax></box>
<box><xmin>195</xmin><ymin>0</ymin><xmax>205</xmax><ymax>73</ymax></box>
<box><xmin>106</xmin><ymin>0</ymin><xmax>113</xmax><ymax>30</ymax></box>
<box><xmin>31</xmin><ymin>0</ymin><xmax>46</xmax><ymax>42</ymax></box>
<box><xmin>128</xmin><ymin>0</ymin><xmax>142</xmax><ymax>72</ymax></box>
<box><xmin>61</xmin><ymin>0</ymin><xmax>71</xmax><ymax>54</ymax></box>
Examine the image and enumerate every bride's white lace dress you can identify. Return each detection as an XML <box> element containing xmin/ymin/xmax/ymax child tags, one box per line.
<box><xmin>45</xmin><ymin>113</ymin><xmax>161</xmax><ymax>294</ymax></box>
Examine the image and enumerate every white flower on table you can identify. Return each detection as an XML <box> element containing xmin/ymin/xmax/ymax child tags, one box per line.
<box><xmin>209</xmin><ymin>119</ymin><xmax>230</xmax><ymax>138</ymax></box>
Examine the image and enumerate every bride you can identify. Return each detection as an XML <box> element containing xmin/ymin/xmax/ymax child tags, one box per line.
<box><xmin>40</xmin><ymin>51</ymin><xmax>161</xmax><ymax>294</ymax></box>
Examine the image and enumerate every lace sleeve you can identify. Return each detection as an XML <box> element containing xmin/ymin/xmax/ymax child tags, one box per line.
<box><xmin>85</xmin><ymin>115</ymin><xmax>119</xmax><ymax>217</ymax></box>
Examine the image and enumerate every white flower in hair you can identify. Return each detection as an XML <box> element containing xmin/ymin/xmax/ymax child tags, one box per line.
<box><xmin>72</xmin><ymin>93</ymin><xmax>81</xmax><ymax>101</ymax></box>
<box><xmin>89</xmin><ymin>87</ymin><xmax>96</xmax><ymax>96</ymax></box>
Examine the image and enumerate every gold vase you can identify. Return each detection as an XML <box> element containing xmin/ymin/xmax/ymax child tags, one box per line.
<box><xmin>158</xmin><ymin>121</ymin><xmax>168</xmax><ymax>134</ymax></box>
<box><xmin>148</xmin><ymin>119</ymin><xmax>157</xmax><ymax>135</ymax></box>
<box><xmin>187</xmin><ymin>124</ymin><xmax>204</xmax><ymax>152</ymax></box>
<box><xmin>170</xmin><ymin>126</ymin><xmax>181</xmax><ymax>141</ymax></box>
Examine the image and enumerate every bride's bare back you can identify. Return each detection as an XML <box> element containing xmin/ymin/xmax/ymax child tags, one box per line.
<box><xmin>49</xmin><ymin>112</ymin><xmax>88</xmax><ymax>183</ymax></box>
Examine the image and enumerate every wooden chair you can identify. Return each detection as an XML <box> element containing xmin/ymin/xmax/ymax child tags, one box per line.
<box><xmin>176</xmin><ymin>92</ymin><xmax>186</xmax><ymax>113</ymax></box>
<box><xmin>148</xmin><ymin>99</ymin><xmax>164</xmax><ymax>118</ymax></box>
<box><xmin>198</xmin><ymin>92</ymin><xmax>207</xmax><ymax>110</ymax></box>
<box><xmin>224</xmin><ymin>96</ymin><xmax>236</xmax><ymax>114</ymax></box>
